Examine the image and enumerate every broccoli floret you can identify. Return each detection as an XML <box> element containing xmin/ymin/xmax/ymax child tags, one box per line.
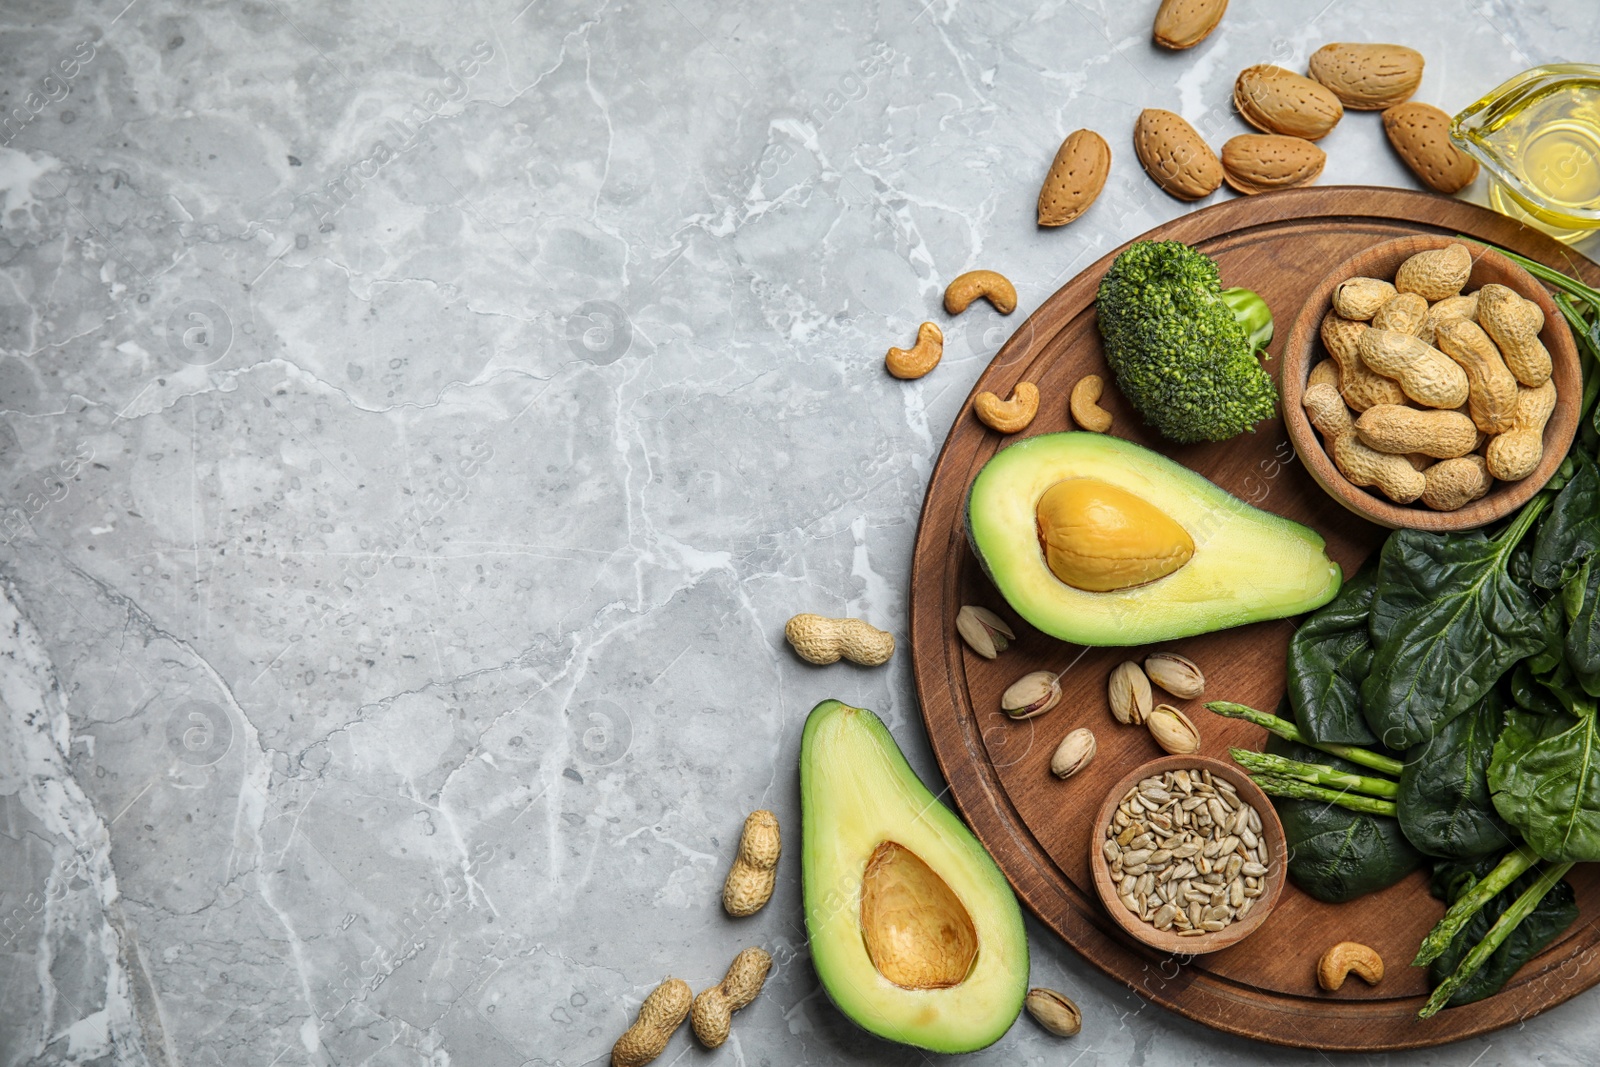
<box><xmin>1095</xmin><ymin>240</ymin><xmax>1277</xmax><ymax>444</ymax></box>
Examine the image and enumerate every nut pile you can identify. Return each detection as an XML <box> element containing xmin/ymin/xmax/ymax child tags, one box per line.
<box><xmin>1305</xmin><ymin>242</ymin><xmax>1557</xmax><ymax>510</ymax></box>
<box><xmin>1103</xmin><ymin>768</ymin><xmax>1271</xmax><ymax>937</ymax></box>
<box><xmin>1108</xmin><ymin>654</ymin><xmax>1205</xmax><ymax>754</ymax></box>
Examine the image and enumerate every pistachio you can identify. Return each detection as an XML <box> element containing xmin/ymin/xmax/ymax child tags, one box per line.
<box><xmin>1050</xmin><ymin>728</ymin><xmax>1097</xmax><ymax>779</ymax></box>
<box><xmin>1148</xmin><ymin>704</ymin><xmax>1201</xmax><ymax>755</ymax></box>
<box><xmin>1024</xmin><ymin>987</ymin><xmax>1082</xmax><ymax>1037</ymax></box>
<box><xmin>1108</xmin><ymin>661</ymin><xmax>1153</xmax><ymax>725</ymax></box>
<box><xmin>1144</xmin><ymin>652</ymin><xmax>1205</xmax><ymax>699</ymax></box>
<box><xmin>1002</xmin><ymin>670</ymin><xmax>1062</xmax><ymax>719</ymax></box>
<box><xmin>957</xmin><ymin>605</ymin><xmax>1015</xmax><ymax>659</ymax></box>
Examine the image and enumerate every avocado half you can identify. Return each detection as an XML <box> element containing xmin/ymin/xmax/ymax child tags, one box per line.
<box><xmin>966</xmin><ymin>432</ymin><xmax>1341</xmax><ymax>646</ymax></box>
<box><xmin>800</xmin><ymin>700</ymin><xmax>1027</xmax><ymax>1052</ymax></box>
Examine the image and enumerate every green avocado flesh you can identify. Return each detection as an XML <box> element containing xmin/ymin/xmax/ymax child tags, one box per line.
<box><xmin>800</xmin><ymin>700</ymin><xmax>1027</xmax><ymax>1053</ymax></box>
<box><xmin>966</xmin><ymin>432</ymin><xmax>1341</xmax><ymax>646</ymax></box>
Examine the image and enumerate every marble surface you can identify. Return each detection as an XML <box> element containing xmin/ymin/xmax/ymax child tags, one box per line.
<box><xmin>2</xmin><ymin>0</ymin><xmax>1600</xmax><ymax>1064</ymax></box>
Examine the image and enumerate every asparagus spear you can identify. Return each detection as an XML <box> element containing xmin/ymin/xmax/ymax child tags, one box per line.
<box><xmin>1419</xmin><ymin>860</ymin><xmax>1576</xmax><ymax>1018</ymax></box>
<box><xmin>1229</xmin><ymin>748</ymin><xmax>1399</xmax><ymax>798</ymax></box>
<box><xmin>1247</xmin><ymin>774</ymin><xmax>1398</xmax><ymax>816</ymax></box>
<box><xmin>1204</xmin><ymin>701</ymin><xmax>1405</xmax><ymax>777</ymax></box>
<box><xmin>1412</xmin><ymin>843</ymin><xmax>1541</xmax><ymax>967</ymax></box>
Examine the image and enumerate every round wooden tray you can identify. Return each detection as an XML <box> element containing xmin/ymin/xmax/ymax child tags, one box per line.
<box><xmin>908</xmin><ymin>187</ymin><xmax>1600</xmax><ymax>1051</ymax></box>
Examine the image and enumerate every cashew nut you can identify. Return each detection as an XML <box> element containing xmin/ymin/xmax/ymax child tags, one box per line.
<box><xmin>885</xmin><ymin>322</ymin><xmax>944</xmax><ymax>380</ymax></box>
<box><xmin>974</xmin><ymin>382</ymin><xmax>1040</xmax><ymax>434</ymax></box>
<box><xmin>944</xmin><ymin>270</ymin><xmax>1018</xmax><ymax>316</ymax></box>
<box><xmin>1317</xmin><ymin>941</ymin><xmax>1384</xmax><ymax>992</ymax></box>
<box><xmin>1069</xmin><ymin>374</ymin><xmax>1113</xmax><ymax>432</ymax></box>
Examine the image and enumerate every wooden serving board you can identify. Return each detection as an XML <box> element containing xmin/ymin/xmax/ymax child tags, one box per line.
<box><xmin>909</xmin><ymin>187</ymin><xmax>1600</xmax><ymax>1051</ymax></box>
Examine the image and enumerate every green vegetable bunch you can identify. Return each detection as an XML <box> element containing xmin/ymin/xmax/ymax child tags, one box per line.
<box><xmin>1095</xmin><ymin>240</ymin><xmax>1277</xmax><ymax>443</ymax></box>
<box><xmin>1212</xmin><ymin>245</ymin><xmax>1600</xmax><ymax>1019</ymax></box>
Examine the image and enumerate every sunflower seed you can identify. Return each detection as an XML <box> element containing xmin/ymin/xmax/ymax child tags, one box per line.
<box><xmin>1100</xmin><ymin>766</ymin><xmax>1268</xmax><ymax>940</ymax></box>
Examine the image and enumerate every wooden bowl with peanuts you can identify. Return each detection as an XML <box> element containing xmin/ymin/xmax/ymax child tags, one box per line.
<box><xmin>1282</xmin><ymin>234</ymin><xmax>1581</xmax><ymax>531</ymax></box>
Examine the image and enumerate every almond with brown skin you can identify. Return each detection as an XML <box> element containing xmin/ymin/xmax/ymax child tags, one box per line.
<box><xmin>1133</xmin><ymin>108</ymin><xmax>1223</xmax><ymax>200</ymax></box>
<box><xmin>1383</xmin><ymin>102</ymin><xmax>1479</xmax><ymax>194</ymax></box>
<box><xmin>1308</xmin><ymin>43</ymin><xmax>1424</xmax><ymax>110</ymax></box>
<box><xmin>1037</xmin><ymin>129</ymin><xmax>1110</xmax><ymax>226</ymax></box>
<box><xmin>1221</xmin><ymin>134</ymin><xmax>1326</xmax><ymax>195</ymax></box>
<box><xmin>1234</xmin><ymin>65</ymin><xmax>1344</xmax><ymax>140</ymax></box>
<box><xmin>1153</xmin><ymin>0</ymin><xmax>1227</xmax><ymax>50</ymax></box>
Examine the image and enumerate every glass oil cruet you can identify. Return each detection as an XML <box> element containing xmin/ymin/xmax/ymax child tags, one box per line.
<box><xmin>1453</xmin><ymin>64</ymin><xmax>1600</xmax><ymax>243</ymax></box>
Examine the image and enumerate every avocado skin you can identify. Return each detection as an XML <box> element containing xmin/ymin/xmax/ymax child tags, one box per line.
<box><xmin>964</xmin><ymin>433</ymin><xmax>1341</xmax><ymax>646</ymax></box>
<box><xmin>800</xmin><ymin>700</ymin><xmax>1028</xmax><ymax>1052</ymax></box>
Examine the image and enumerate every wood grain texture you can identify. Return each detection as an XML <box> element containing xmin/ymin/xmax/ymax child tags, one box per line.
<box><xmin>1282</xmin><ymin>233</ymin><xmax>1580</xmax><ymax>530</ymax></box>
<box><xmin>908</xmin><ymin>187</ymin><xmax>1600</xmax><ymax>1051</ymax></box>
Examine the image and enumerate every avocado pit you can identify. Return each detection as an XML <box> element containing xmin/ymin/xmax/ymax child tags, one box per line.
<box><xmin>860</xmin><ymin>841</ymin><xmax>979</xmax><ymax>990</ymax></box>
<box><xmin>1035</xmin><ymin>477</ymin><xmax>1195</xmax><ymax>592</ymax></box>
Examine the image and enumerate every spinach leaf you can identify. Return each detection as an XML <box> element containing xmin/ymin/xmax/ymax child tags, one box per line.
<box><xmin>1526</xmin><ymin>587</ymin><xmax>1567</xmax><ymax>676</ymax></box>
<box><xmin>1398</xmin><ymin>694</ymin><xmax>1515</xmax><ymax>859</ymax></box>
<box><xmin>1361</xmin><ymin>519</ymin><xmax>1548</xmax><ymax>750</ymax></box>
<box><xmin>1367</xmin><ymin>530</ymin><xmax>1489</xmax><ymax>648</ymax></box>
<box><xmin>1508</xmin><ymin>662</ymin><xmax>1572</xmax><ymax>717</ymax></box>
<box><xmin>1531</xmin><ymin>452</ymin><xmax>1600</xmax><ymax>589</ymax></box>
<box><xmin>1489</xmin><ymin>702</ymin><xmax>1600</xmax><ymax>861</ymax></box>
<box><xmin>1287</xmin><ymin>567</ymin><xmax>1378</xmax><ymax>745</ymax></box>
<box><xmin>1428</xmin><ymin>856</ymin><xmax>1578</xmax><ymax>1007</ymax></box>
<box><xmin>1269</xmin><ymin>737</ymin><xmax>1424</xmax><ymax>902</ymax></box>
<box><xmin>1565</xmin><ymin>560</ymin><xmax>1600</xmax><ymax>696</ymax></box>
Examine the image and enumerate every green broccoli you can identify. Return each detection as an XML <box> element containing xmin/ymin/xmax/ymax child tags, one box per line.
<box><xmin>1095</xmin><ymin>239</ymin><xmax>1277</xmax><ymax>444</ymax></box>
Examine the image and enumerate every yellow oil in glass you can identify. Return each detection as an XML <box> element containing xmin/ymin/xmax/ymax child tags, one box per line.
<box><xmin>1454</xmin><ymin>65</ymin><xmax>1600</xmax><ymax>243</ymax></box>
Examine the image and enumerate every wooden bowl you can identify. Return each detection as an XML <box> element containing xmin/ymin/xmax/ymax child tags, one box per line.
<box><xmin>1282</xmin><ymin>234</ymin><xmax>1581</xmax><ymax>531</ymax></box>
<box><xmin>1089</xmin><ymin>754</ymin><xmax>1286</xmax><ymax>956</ymax></box>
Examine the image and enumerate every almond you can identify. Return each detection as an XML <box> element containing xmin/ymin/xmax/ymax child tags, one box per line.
<box><xmin>1153</xmin><ymin>0</ymin><xmax>1227</xmax><ymax>50</ymax></box>
<box><xmin>1383</xmin><ymin>102</ymin><xmax>1479</xmax><ymax>194</ymax></box>
<box><xmin>1221</xmin><ymin>134</ymin><xmax>1326</xmax><ymax>195</ymax></box>
<box><xmin>1133</xmin><ymin>108</ymin><xmax>1223</xmax><ymax>200</ymax></box>
<box><xmin>1037</xmin><ymin>129</ymin><xmax>1110</xmax><ymax>227</ymax></box>
<box><xmin>1308</xmin><ymin>43</ymin><xmax>1424</xmax><ymax>110</ymax></box>
<box><xmin>1234</xmin><ymin>65</ymin><xmax>1344</xmax><ymax>141</ymax></box>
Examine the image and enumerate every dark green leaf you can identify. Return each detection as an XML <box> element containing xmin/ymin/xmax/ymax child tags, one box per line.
<box><xmin>1368</xmin><ymin>530</ymin><xmax>1489</xmax><ymax>648</ymax></box>
<box><xmin>1508</xmin><ymin>662</ymin><xmax>1572</xmax><ymax>717</ymax></box>
<box><xmin>1531</xmin><ymin>453</ymin><xmax>1600</xmax><ymax>589</ymax></box>
<box><xmin>1428</xmin><ymin>855</ymin><xmax>1578</xmax><ymax>1006</ymax></box>
<box><xmin>1489</xmin><ymin>703</ymin><xmax>1600</xmax><ymax>861</ymax></box>
<box><xmin>1269</xmin><ymin>737</ymin><xmax>1423</xmax><ymax>902</ymax></box>
<box><xmin>1566</xmin><ymin>562</ymin><xmax>1600</xmax><ymax>696</ymax></box>
<box><xmin>1362</xmin><ymin>530</ymin><xmax>1545</xmax><ymax>750</ymax></box>
<box><xmin>1399</xmin><ymin>695</ymin><xmax>1516</xmax><ymax>859</ymax></box>
<box><xmin>1288</xmin><ymin>567</ymin><xmax>1378</xmax><ymax>745</ymax></box>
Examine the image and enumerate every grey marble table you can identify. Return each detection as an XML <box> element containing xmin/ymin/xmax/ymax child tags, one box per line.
<box><xmin>3</xmin><ymin>1</ymin><xmax>1599</xmax><ymax>1064</ymax></box>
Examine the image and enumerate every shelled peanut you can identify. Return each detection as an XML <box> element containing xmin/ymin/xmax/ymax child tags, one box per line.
<box><xmin>1303</xmin><ymin>243</ymin><xmax>1556</xmax><ymax>510</ymax></box>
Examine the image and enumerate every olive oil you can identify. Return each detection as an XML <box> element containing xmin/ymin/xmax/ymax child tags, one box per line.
<box><xmin>1453</xmin><ymin>65</ymin><xmax>1600</xmax><ymax>242</ymax></box>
